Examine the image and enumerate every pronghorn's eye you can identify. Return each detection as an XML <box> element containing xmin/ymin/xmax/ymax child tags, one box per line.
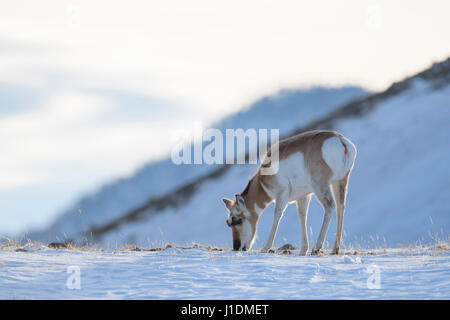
<box><xmin>230</xmin><ymin>217</ymin><xmax>242</xmax><ymax>226</ymax></box>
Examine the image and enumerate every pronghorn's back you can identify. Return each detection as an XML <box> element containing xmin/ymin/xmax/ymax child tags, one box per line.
<box><xmin>260</xmin><ymin>130</ymin><xmax>356</xmax><ymax>201</ymax></box>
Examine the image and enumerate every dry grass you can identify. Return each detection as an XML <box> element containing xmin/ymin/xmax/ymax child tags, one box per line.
<box><xmin>2</xmin><ymin>236</ymin><xmax>448</xmax><ymax>256</ymax></box>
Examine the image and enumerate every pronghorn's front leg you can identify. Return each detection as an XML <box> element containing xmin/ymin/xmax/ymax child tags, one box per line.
<box><xmin>311</xmin><ymin>184</ymin><xmax>335</xmax><ymax>255</ymax></box>
<box><xmin>261</xmin><ymin>192</ymin><xmax>288</xmax><ymax>253</ymax></box>
<box><xmin>296</xmin><ymin>194</ymin><xmax>312</xmax><ymax>255</ymax></box>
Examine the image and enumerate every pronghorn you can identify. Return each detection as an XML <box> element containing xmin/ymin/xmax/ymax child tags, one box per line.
<box><xmin>222</xmin><ymin>130</ymin><xmax>356</xmax><ymax>255</ymax></box>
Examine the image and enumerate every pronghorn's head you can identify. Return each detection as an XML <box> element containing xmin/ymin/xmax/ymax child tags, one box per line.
<box><xmin>222</xmin><ymin>194</ymin><xmax>256</xmax><ymax>251</ymax></box>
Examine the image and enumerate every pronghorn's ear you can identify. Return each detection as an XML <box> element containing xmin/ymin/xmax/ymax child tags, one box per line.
<box><xmin>222</xmin><ymin>198</ymin><xmax>233</xmax><ymax>210</ymax></box>
<box><xmin>235</xmin><ymin>194</ymin><xmax>245</xmax><ymax>207</ymax></box>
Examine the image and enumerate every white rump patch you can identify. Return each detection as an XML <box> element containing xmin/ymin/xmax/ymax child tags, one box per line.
<box><xmin>322</xmin><ymin>137</ymin><xmax>354</xmax><ymax>180</ymax></box>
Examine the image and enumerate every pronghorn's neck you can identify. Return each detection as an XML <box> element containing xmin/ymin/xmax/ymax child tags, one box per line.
<box><xmin>241</xmin><ymin>172</ymin><xmax>272</xmax><ymax>217</ymax></box>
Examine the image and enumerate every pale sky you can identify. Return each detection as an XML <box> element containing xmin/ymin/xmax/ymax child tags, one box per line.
<box><xmin>1</xmin><ymin>0</ymin><xmax>449</xmax><ymax>234</ymax></box>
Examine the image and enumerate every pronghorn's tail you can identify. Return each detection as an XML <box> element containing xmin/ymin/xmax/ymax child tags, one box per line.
<box><xmin>339</xmin><ymin>135</ymin><xmax>357</xmax><ymax>173</ymax></box>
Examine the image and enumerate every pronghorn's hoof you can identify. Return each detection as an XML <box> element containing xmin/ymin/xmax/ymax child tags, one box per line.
<box><xmin>260</xmin><ymin>247</ymin><xmax>275</xmax><ymax>254</ymax></box>
<box><xmin>331</xmin><ymin>249</ymin><xmax>340</xmax><ymax>255</ymax></box>
<box><xmin>299</xmin><ymin>245</ymin><xmax>308</xmax><ymax>256</ymax></box>
<box><xmin>311</xmin><ymin>249</ymin><xmax>322</xmax><ymax>256</ymax></box>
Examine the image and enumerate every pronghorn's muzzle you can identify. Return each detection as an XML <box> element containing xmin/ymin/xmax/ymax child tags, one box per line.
<box><xmin>232</xmin><ymin>241</ymin><xmax>247</xmax><ymax>251</ymax></box>
<box><xmin>233</xmin><ymin>239</ymin><xmax>241</xmax><ymax>251</ymax></box>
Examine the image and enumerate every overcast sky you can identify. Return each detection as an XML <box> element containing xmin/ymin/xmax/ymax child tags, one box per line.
<box><xmin>1</xmin><ymin>0</ymin><xmax>449</xmax><ymax>234</ymax></box>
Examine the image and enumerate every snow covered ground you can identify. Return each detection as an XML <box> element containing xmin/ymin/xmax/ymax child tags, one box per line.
<box><xmin>1</xmin><ymin>244</ymin><xmax>449</xmax><ymax>299</ymax></box>
<box><xmin>3</xmin><ymin>61</ymin><xmax>449</xmax><ymax>300</ymax></box>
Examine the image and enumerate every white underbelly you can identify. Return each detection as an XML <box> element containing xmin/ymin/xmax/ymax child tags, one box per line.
<box><xmin>277</xmin><ymin>152</ymin><xmax>313</xmax><ymax>201</ymax></box>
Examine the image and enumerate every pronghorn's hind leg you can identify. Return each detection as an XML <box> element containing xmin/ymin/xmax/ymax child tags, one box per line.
<box><xmin>331</xmin><ymin>172</ymin><xmax>350</xmax><ymax>254</ymax></box>
<box><xmin>296</xmin><ymin>194</ymin><xmax>311</xmax><ymax>255</ymax></box>
<box><xmin>311</xmin><ymin>183</ymin><xmax>336</xmax><ymax>255</ymax></box>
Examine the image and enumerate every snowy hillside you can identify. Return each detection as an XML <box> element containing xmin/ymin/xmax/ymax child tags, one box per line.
<box><xmin>27</xmin><ymin>87</ymin><xmax>366</xmax><ymax>243</ymax></box>
<box><xmin>90</xmin><ymin>59</ymin><xmax>450</xmax><ymax>250</ymax></box>
<box><xmin>25</xmin><ymin>59</ymin><xmax>450</xmax><ymax>251</ymax></box>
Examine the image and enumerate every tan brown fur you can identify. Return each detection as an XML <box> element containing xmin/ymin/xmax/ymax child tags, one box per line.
<box><xmin>263</xmin><ymin>130</ymin><xmax>340</xmax><ymax>165</ymax></box>
<box><xmin>240</xmin><ymin>173</ymin><xmax>272</xmax><ymax>232</ymax></box>
<box><xmin>260</xmin><ymin>130</ymin><xmax>338</xmax><ymax>193</ymax></box>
